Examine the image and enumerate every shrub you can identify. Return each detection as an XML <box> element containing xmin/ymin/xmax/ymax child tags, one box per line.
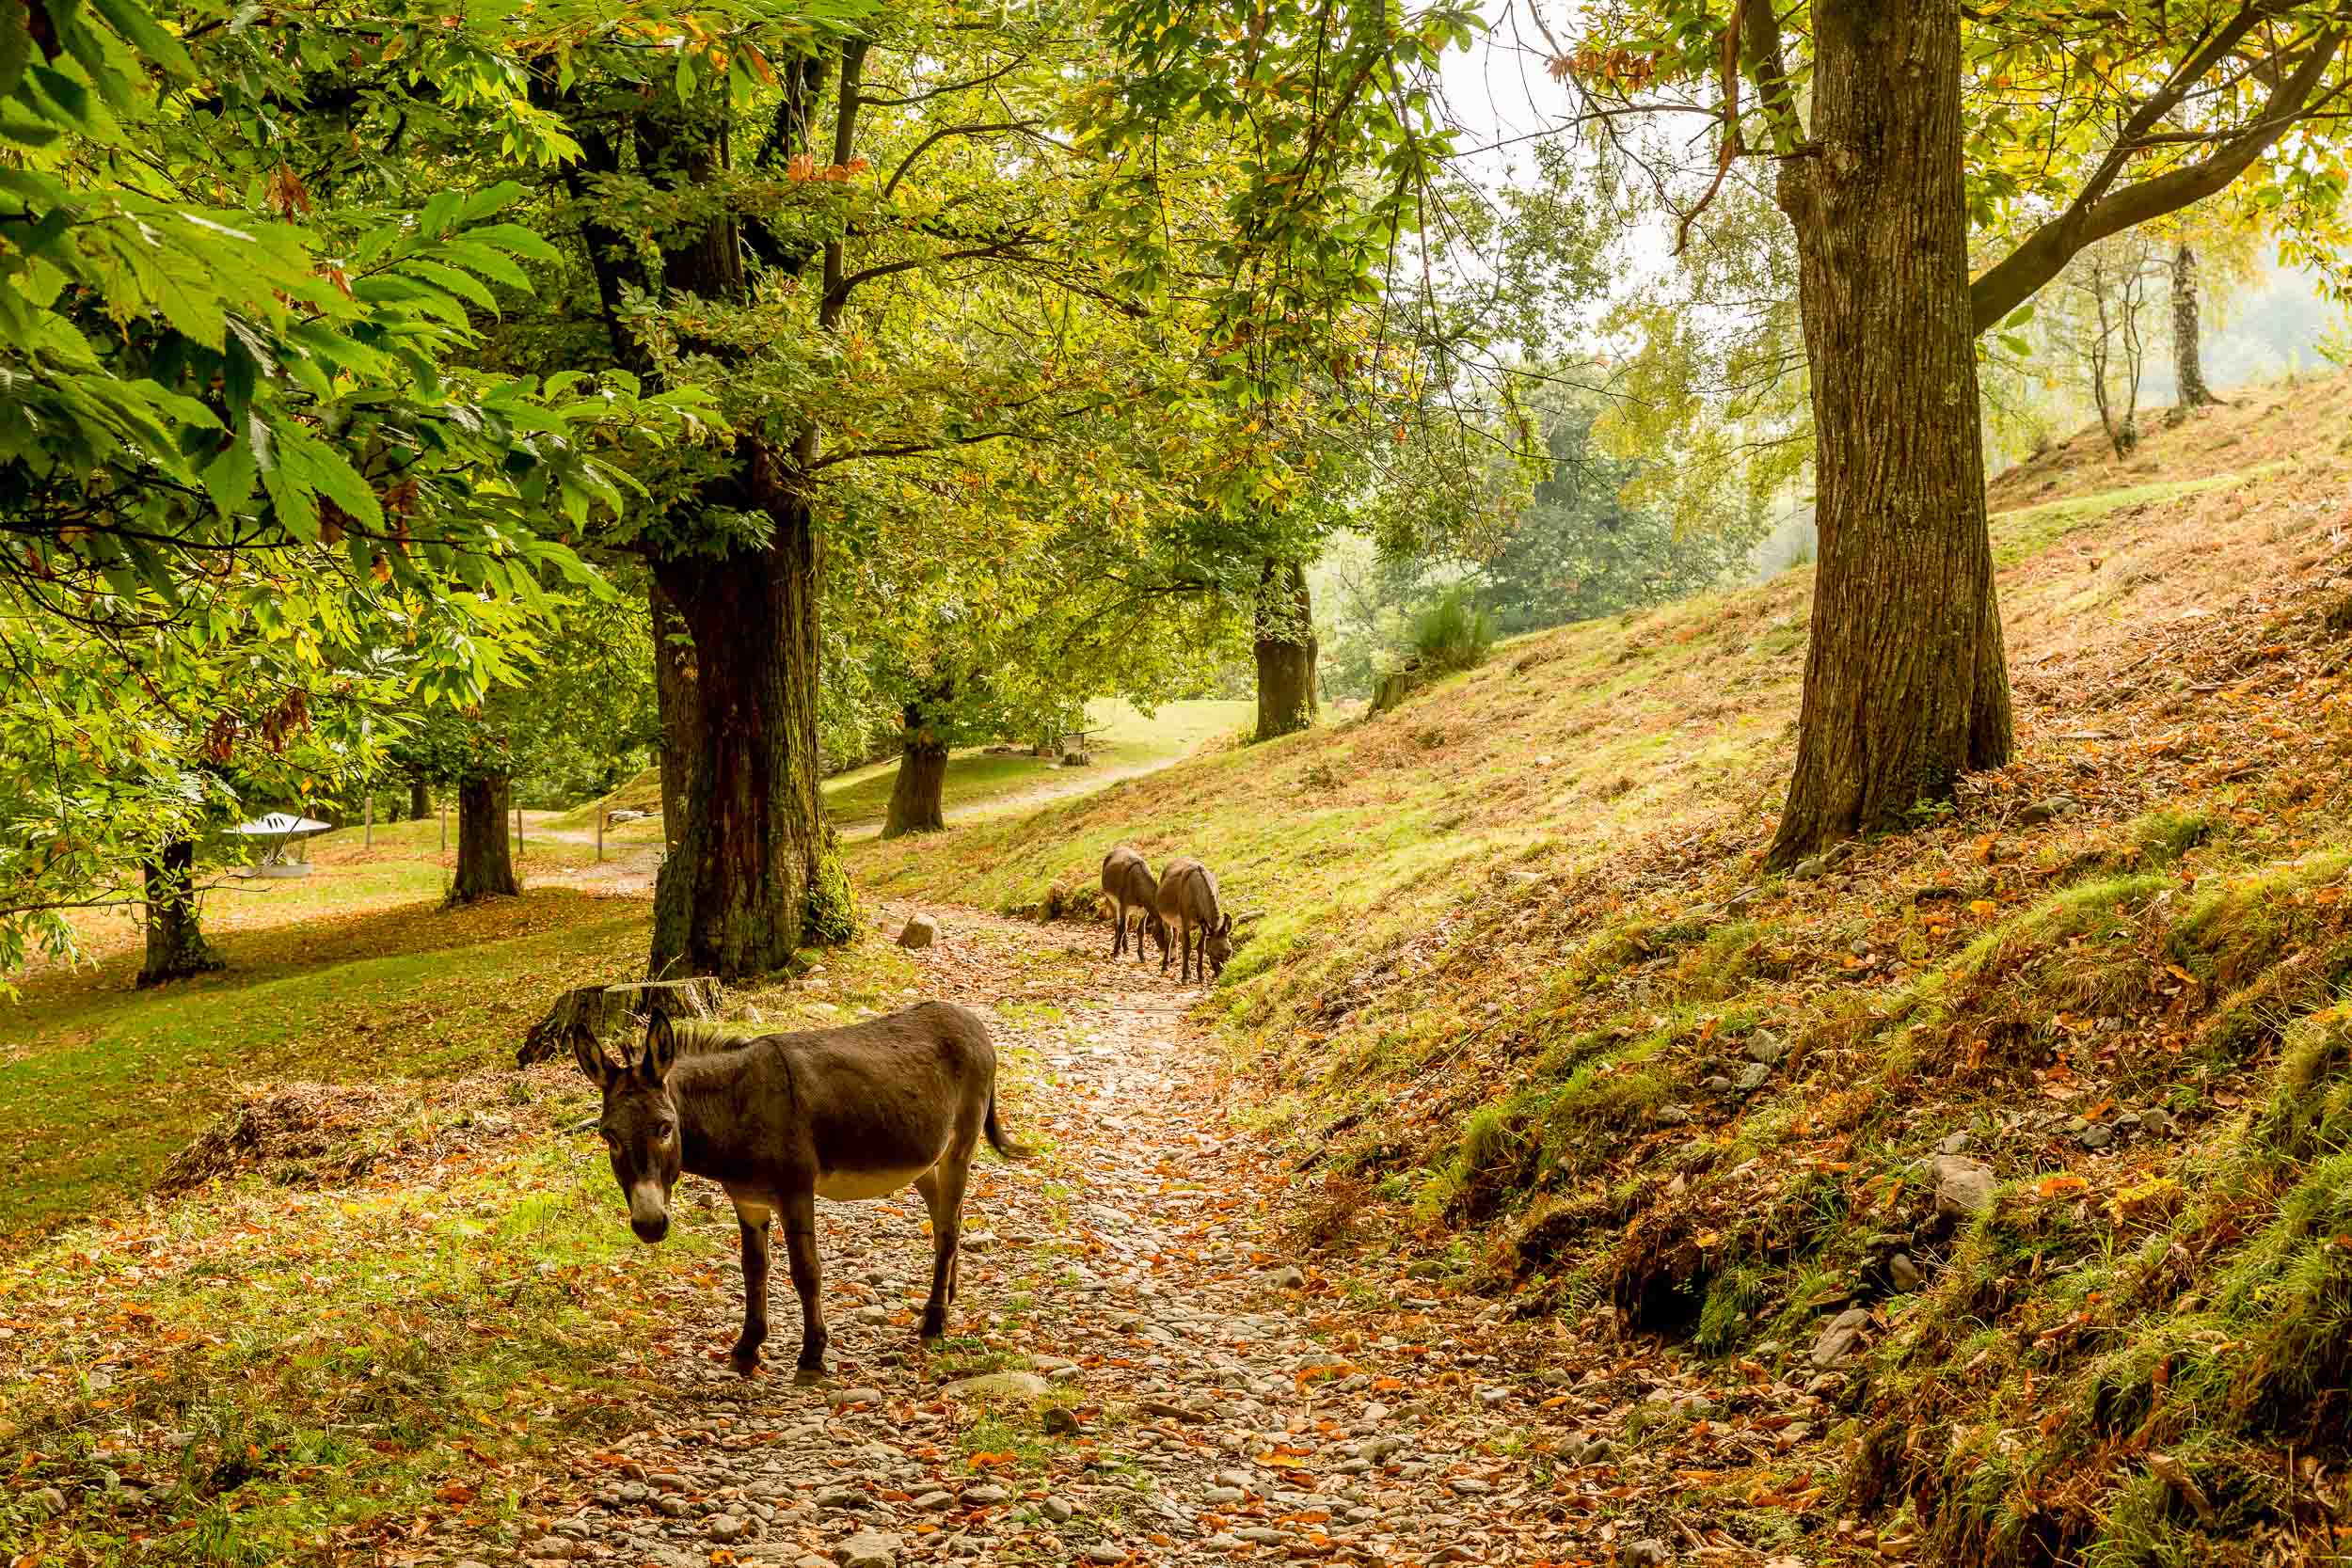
<box><xmin>1408</xmin><ymin>586</ymin><xmax>1495</xmax><ymax>676</ymax></box>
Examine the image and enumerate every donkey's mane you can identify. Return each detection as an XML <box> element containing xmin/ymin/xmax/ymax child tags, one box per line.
<box><xmin>663</xmin><ymin>1018</ymin><xmax>763</xmax><ymax>1058</ymax></box>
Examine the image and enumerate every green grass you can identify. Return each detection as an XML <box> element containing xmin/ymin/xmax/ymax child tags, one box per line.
<box><xmin>548</xmin><ymin>697</ymin><xmax>1255</xmax><ymax>835</ymax></box>
<box><xmin>0</xmin><ymin>1099</ymin><xmax>739</xmax><ymax>1566</ymax></box>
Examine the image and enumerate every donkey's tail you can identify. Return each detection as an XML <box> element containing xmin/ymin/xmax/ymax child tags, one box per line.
<box><xmin>984</xmin><ymin>1085</ymin><xmax>1034</xmax><ymax>1162</ymax></box>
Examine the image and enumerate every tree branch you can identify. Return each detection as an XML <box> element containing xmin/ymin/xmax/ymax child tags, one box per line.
<box><xmin>879</xmin><ymin>119</ymin><xmax>1041</xmax><ymax>202</ymax></box>
<box><xmin>1970</xmin><ymin>24</ymin><xmax>2345</xmax><ymax>335</ymax></box>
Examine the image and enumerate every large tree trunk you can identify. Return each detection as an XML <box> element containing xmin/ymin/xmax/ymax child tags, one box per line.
<box><xmin>453</xmin><ymin>772</ymin><xmax>521</xmax><ymax>902</ymax></box>
<box><xmin>1254</xmin><ymin>558</ymin><xmax>1320</xmax><ymax>742</ymax></box>
<box><xmin>408</xmin><ymin>776</ymin><xmax>430</xmax><ymax>820</ymax></box>
<box><xmin>647</xmin><ymin>509</ymin><xmax>833</xmax><ymax>980</ymax></box>
<box><xmin>882</xmin><ymin>688</ymin><xmax>950</xmax><ymax>839</ymax></box>
<box><xmin>649</xmin><ymin>578</ymin><xmax>699</xmax><ymax>853</ymax></box>
<box><xmin>1768</xmin><ymin>0</ymin><xmax>2011</xmax><ymax>866</ymax></box>
<box><xmin>2172</xmin><ymin>242</ymin><xmax>2219</xmax><ymax>411</ymax></box>
<box><xmin>137</xmin><ymin>839</ymin><xmax>223</xmax><ymax>987</ymax></box>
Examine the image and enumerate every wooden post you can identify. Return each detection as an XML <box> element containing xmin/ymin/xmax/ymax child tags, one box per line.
<box><xmin>596</xmin><ymin>811</ymin><xmax>604</xmax><ymax>863</ymax></box>
<box><xmin>439</xmin><ymin>800</ymin><xmax>448</xmax><ymax>856</ymax></box>
<box><xmin>363</xmin><ymin>787</ymin><xmax>373</xmax><ymax>848</ymax></box>
<box><xmin>515</xmin><ymin>803</ymin><xmax>523</xmax><ymax>855</ymax></box>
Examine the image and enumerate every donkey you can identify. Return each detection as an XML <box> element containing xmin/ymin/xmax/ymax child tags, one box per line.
<box><xmin>1100</xmin><ymin>845</ymin><xmax>1169</xmax><ymax>966</ymax></box>
<box><xmin>574</xmin><ymin>1002</ymin><xmax>1028</xmax><ymax>1382</ymax></box>
<box><xmin>1156</xmin><ymin>857</ymin><xmax>1235</xmax><ymax>983</ymax></box>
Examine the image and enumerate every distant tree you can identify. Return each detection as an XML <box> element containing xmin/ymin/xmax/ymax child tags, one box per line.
<box><xmin>1482</xmin><ymin>397</ymin><xmax>1760</xmax><ymax>631</ymax></box>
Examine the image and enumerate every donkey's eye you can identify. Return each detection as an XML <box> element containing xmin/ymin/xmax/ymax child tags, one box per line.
<box><xmin>657</xmin><ymin>1121</ymin><xmax>676</xmax><ymax>1143</ymax></box>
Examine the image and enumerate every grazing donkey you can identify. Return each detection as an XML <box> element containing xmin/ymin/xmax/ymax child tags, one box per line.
<box><xmin>1156</xmin><ymin>857</ymin><xmax>1235</xmax><ymax>983</ymax></box>
<box><xmin>574</xmin><ymin>1002</ymin><xmax>1028</xmax><ymax>1381</ymax></box>
<box><xmin>1100</xmin><ymin>845</ymin><xmax>1170</xmax><ymax>966</ymax></box>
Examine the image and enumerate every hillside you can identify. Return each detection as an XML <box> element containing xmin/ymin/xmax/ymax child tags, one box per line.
<box><xmin>851</xmin><ymin>373</ymin><xmax>2352</xmax><ymax>1563</ymax></box>
<box><xmin>552</xmin><ymin>698</ymin><xmax>1255</xmax><ymax>837</ymax></box>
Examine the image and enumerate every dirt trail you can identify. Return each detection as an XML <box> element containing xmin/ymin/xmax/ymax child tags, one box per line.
<box><xmin>451</xmin><ymin>907</ymin><xmax>1808</xmax><ymax>1568</ymax></box>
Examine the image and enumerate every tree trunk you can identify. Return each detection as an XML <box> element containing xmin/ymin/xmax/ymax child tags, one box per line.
<box><xmin>408</xmin><ymin>777</ymin><xmax>430</xmax><ymax>820</ymax></box>
<box><xmin>137</xmin><ymin>839</ymin><xmax>223</xmax><ymax>987</ymax></box>
<box><xmin>2172</xmin><ymin>242</ymin><xmax>2219</xmax><ymax>410</ymax></box>
<box><xmin>649</xmin><ymin>578</ymin><xmax>699</xmax><ymax>852</ymax></box>
<box><xmin>453</xmin><ymin>772</ymin><xmax>521</xmax><ymax>902</ymax></box>
<box><xmin>1254</xmin><ymin>558</ymin><xmax>1320</xmax><ymax>742</ymax></box>
<box><xmin>518</xmin><ymin>977</ymin><xmax>724</xmax><ymax>1068</ymax></box>
<box><xmin>882</xmin><ymin>689</ymin><xmax>950</xmax><ymax>839</ymax></box>
<box><xmin>647</xmin><ymin>508</ymin><xmax>833</xmax><ymax>980</ymax></box>
<box><xmin>1768</xmin><ymin>0</ymin><xmax>2011</xmax><ymax>866</ymax></box>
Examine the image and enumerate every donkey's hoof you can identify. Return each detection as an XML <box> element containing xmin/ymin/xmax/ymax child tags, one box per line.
<box><xmin>918</xmin><ymin>1310</ymin><xmax>947</xmax><ymax>1341</ymax></box>
<box><xmin>730</xmin><ymin>1344</ymin><xmax>763</xmax><ymax>1379</ymax></box>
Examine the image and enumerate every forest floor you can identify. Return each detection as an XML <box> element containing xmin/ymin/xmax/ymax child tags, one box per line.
<box><xmin>10</xmin><ymin>377</ymin><xmax>2352</xmax><ymax>1567</ymax></box>
<box><xmin>426</xmin><ymin>905</ymin><xmax>1798</xmax><ymax>1568</ymax></box>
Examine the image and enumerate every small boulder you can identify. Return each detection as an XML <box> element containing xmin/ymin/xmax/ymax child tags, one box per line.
<box><xmin>941</xmin><ymin>1370</ymin><xmax>1052</xmax><ymax>1402</ymax></box>
<box><xmin>898</xmin><ymin>915</ymin><xmax>939</xmax><ymax>950</ymax></box>
<box><xmin>1261</xmin><ymin>1264</ymin><xmax>1307</xmax><ymax>1291</ymax></box>
<box><xmin>1931</xmin><ymin>1154</ymin><xmax>1998</xmax><ymax>1218</ymax></box>
<box><xmin>1734</xmin><ymin>1062</ymin><xmax>1772</xmax><ymax>1093</ymax></box>
<box><xmin>1791</xmin><ymin>856</ymin><xmax>1829</xmax><ymax>880</ymax></box>
<box><xmin>707</xmin><ymin>1514</ymin><xmax>749</xmax><ymax>1543</ymax></box>
<box><xmin>1887</xmin><ymin>1252</ymin><xmax>1924</xmax><ymax>1292</ymax></box>
<box><xmin>1622</xmin><ymin>1542</ymin><xmax>1673</xmax><ymax>1568</ymax></box>
<box><xmin>31</xmin><ymin>1486</ymin><xmax>68</xmax><ymax>1517</ymax></box>
<box><xmin>836</xmin><ymin>1531</ymin><xmax>904</xmax><ymax>1568</ymax></box>
<box><xmin>1743</xmin><ymin>1034</ymin><xmax>1785</xmax><ymax>1066</ymax></box>
<box><xmin>1042</xmin><ymin>1404</ymin><xmax>1084</xmax><ymax>1436</ymax></box>
<box><xmin>1810</xmin><ymin>1306</ymin><xmax>1872</xmax><ymax>1370</ymax></box>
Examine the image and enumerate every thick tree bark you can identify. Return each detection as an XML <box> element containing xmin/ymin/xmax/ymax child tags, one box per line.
<box><xmin>407</xmin><ymin>777</ymin><xmax>430</xmax><ymax>820</ymax></box>
<box><xmin>649</xmin><ymin>578</ymin><xmax>699</xmax><ymax>852</ymax></box>
<box><xmin>137</xmin><ymin>839</ymin><xmax>223</xmax><ymax>987</ymax></box>
<box><xmin>1253</xmin><ymin>558</ymin><xmax>1320</xmax><ymax>742</ymax></box>
<box><xmin>2172</xmin><ymin>242</ymin><xmax>2219</xmax><ymax>410</ymax></box>
<box><xmin>453</xmin><ymin>772</ymin><xmax>521</xmax><ymax>902</ymax></box>
<box><xmin>882</xmin><ymin>689</ymin><xmax>950</xmax><ymax>839</ymax></box>
<box><xmin>1768</xmin><ymin>0</ymin><xmax>2010</xmax><ymax>866</ymax></box>
<box><xmin>647</xmin><ymin>506</ymin><xmax>829</xmax><ymax>980</ymax></box>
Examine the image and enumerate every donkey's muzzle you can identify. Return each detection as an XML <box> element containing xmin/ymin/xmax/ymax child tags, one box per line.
<box><xmin>628</xmin><ymin>1180</ymin><xmax>672</xmax><ymax>1243</ymax></box>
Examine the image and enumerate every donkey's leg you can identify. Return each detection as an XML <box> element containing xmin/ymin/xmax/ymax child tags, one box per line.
<box><xmin>1161</xmin><ymin>916</ymin><xmax>1178</xmax><ymax>974</ymax></box>
<box><xmin>1111</xmin><ymin>902</ymin><xmax>1125</xmax><ymax>958</ymax></box>
<box><xmin>729</xmin><ymin>1196</ymin><xmax>773</xmax><ymax>1378</ymax></box>
<box><xmin>914</xmin><ymin>1165</ymin><xmax>955</xmax><ymax>1338</ymax></box>
<box><xmin>918</xmin><ymin>1152</ymin><xmax>974</xmax><ymax>1336</ymax></box>
<box><xmin>780</xmin><ymin>1187</ymin><xmax>829</xmax><ymax>1382</ymax></box>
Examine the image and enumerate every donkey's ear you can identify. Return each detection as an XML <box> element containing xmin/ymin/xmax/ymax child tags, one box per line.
<box><xmin>640</xmin><ymin>1012</ymin><xmax>680</xmax><ymax>1083</ymax></box>
<box><xmin>571</xmin><ymin>1026</ymin><xmax>614</xmax><ymax>1087</ymax></box>
<box><xmin>1218</xmin><ymin>913</ymin><xmax>1235</xmax><ymax>937</ymax></box>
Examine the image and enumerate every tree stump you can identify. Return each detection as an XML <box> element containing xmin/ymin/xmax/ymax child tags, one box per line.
<box><xmin>518</xmin><ymin>978</ymin><xmax>724</xmax><ymax>1069</ymax></box>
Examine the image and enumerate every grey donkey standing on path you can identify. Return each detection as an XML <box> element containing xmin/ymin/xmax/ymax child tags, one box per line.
<box><xmin>576</xmin><ymin>1002</ymin><xmax>1029</xmax><ymax>1380</ymax></box>
<box><xmin>1155</xmin><ymin>856</ymin><xmax>1235</xmax><ymax>983</ymax></box>
<box><xmin>1101</xmin><ymin>844</ymin><xmax>1171</xmax><ymax>966</ymax></box>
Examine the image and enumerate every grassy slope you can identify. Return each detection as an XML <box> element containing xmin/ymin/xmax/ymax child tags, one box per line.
<box><xmin>0</xmin><ymin>863</ymin><xmax>926</xmax><ymax>1564</ymax></box>
<box><xmin>850</xmin><ymin>373</ymin><xmax>2352</xmax><ymax>1565</ymax></box>
<box><xmin>551</xmin><ymin>697</ymin><xmax>1256</xmax><ymax>834</ymax></box>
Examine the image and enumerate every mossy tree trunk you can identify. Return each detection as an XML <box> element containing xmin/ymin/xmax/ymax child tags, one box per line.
<box><xmin>883</xmin><ymin>684</ymin><xmax>950</xmax><ymax>839</ymax></box>
<box><xmin>1768</xmin><ymin>0</ymin><xmax>2012</xmax><ymax>866</ymax></box>
<box><xmin>137</xmin><ymin>839</ymin><xmax>224</xmax><ymax>987</ymax></box>
<box><xmin>1254</xmin><ymin>557</ymin><xmax>1319</xmax><ymax>742</ymax></box>
<box><xmin>649</xmin><ymin>578</ymin><xmax>699</xmax><ymax>852</ymax></box>
<box><xmin>2172</xmin><ymin>242</ymin><xmax>2219</xmax><ymax>411</ymax></box>
<box><xmin>647</xmin><ymin>514</ymin><xmax>830</xmax><ymax>979</ymax></box>
<box><xmin>453</xmin><ymin>772</ymin><xmax>521</xmax><ymax>902</ymax></box>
